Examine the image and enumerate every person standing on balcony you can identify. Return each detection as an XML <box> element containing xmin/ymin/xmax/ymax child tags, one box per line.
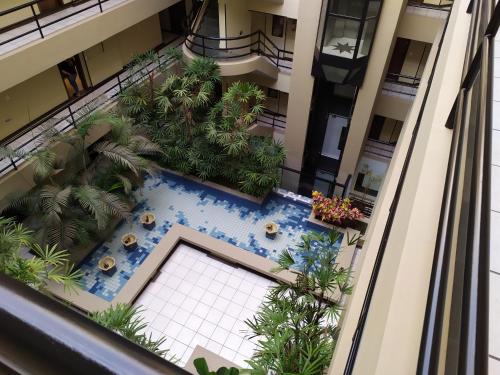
<box><xmin>59</xmin><ymin>58</ymin><xmax>80</xmax><ymax>97</ymax></box>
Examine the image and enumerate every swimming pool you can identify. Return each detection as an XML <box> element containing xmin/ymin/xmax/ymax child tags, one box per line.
<box><xmin>79</xmin><ymin>171</ymin><xmax>338</xmax><ymax>301</ymax></box>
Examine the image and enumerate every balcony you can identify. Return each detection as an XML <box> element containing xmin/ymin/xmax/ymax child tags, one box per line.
<box><xmin>0</xmin><ymin>0</ymin><xmax>181</xmax><ymax>92</ymax></box>
<box><xmin>0</xmin><ymin>0</ymin><xmax>127</xmax><ymax>56</ymax></box>
<box><xmin>182</xmin><ymin>0</ymin><xmax>293</xmax><ymax>79</ymax></box>
<box><xmin>381</xmin><ymin>38</ymin><xmax>430</xmax><ymax>99</ymax></box>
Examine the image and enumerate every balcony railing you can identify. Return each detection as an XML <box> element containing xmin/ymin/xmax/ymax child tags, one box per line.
<box><xmin>0</xmin><ymin>39</ymin><xmax>183</xmax><ymax>178</ymax></box>
<box><xmin>256</xmin><ymin>109</ymin><xmax>287</xmax><ymax>130</ymax></box>
<box><xmin>185</xmin><ymin>30</ymin><xmax>294</xmax><ymax>69</ymax></box>
<box><xmin>0</xmin><ymin>273</ymin><xmax>189</xmax><ymax>373</ymax></box>
<box><xmin>383</xmin><ymin>72</ymin><xmax>422</xmax><ymax>96</ymax></box>
<box><xmin>407</xmin><ymin>0</ymin><xmax>454</xmax><ymax>9</ymax></box>
<box><xmin>0</xmin><ymin>0</ymin><xmax>125</xmax><ymax>53</ymax></box>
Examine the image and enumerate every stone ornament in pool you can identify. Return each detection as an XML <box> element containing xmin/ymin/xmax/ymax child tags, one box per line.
<box><xmin>79</xmin><ymin>171</ymin><xmax>340</xmax><ymax>301</ymax></box>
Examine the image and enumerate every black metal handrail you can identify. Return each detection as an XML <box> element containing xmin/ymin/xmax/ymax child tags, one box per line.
<box><xmin>256</xmin><ymin>109</ymin><xmax>287</xmax><ymax>130</ymax></box>
<box><xmin>0</xmin><ymin>273</ymin><xmax>189</xmax><ymax>374</ymax></box>
<box><xmin>385</xmin><ymin>72</ymin><xmax>422</xmax><ymax>87</ymax></box>
<box><xmin>0</xmin><ymin>0</ymin><xmax>113</xmax><ymax>48</ymax></box>
<box><xmin>279</xmin><ymin>165</ymin><xmax>351</xmax><ymax>199</ymax></box>
<box><xmin>185</xmin><ymin>30</ymin><xmax>293</xmax><ymax>69</ymax></box>
<box><xmin>0</xmin><ymin>40</ymin><xmax>183</xmax><ymax>177</ymax></box>
<box><xmin>407</xmin><ymin>0</ymin><xmax>454</xmax><ymax>9</ymax></box>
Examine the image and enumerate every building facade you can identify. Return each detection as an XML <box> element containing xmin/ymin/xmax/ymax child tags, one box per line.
<box><xmin>0</xmin><ymin>0</ymin><xmax>493</xmax><ymax>373</ymax></box>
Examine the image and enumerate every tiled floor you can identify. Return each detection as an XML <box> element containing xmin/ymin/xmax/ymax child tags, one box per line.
<box><xmin>0</xmin><ymin>0</ymin><xmax>127</xmax><ymax>55</ymax></box>
<box><xmin>79</xmin><ymin>171</ymin><xmax>335</xmax><ymax>301</ymax></box>
<box><xmin>135</xmin><ymin>244</ymin><xmax>276</xmax><ymax>367</ymax></box>
<box><xmin>490</xmin><ymin>33</ymin><xmax>500</xmax><ymax>373</ymax></box>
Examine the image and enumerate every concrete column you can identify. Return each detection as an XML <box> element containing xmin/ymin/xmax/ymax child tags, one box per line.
<box><xmin>328</xmin><ymin>1</ymin><xmax>469</xmax><ymax>373</ymax></box>
<box><xmin>336</xmin><ymin>0</ymin><xmax>407</xmax><ymax>183</ymax></box>
<box><xmin>283</xmin><ymin>0</ymin><xmax>321</xmax><ymax>170</ymax></box>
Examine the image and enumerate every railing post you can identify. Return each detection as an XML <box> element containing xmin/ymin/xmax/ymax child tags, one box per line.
<box><xmin>258</xmin><ymin>31</ymin><xmax>262</xmax><ymax>56</ymax></box>
<box><xmin>68</xmin><ymin>106</ymin><xmax>76</xmax><ymax>128</ymax></box>
<box><xmin>8</xmin><ymin>157</ymin><xmax>18</xmax><ymax>171</ymax></box>
<box><xmin>30</xmin><ymin>4</ymin><xmax>44</xmax><ymax>39</ymax></box>
<box><xmin>117</xmin><ymin>74</ymin><xmax>123</xmax><ymax>92</ymax></box>
<box><xmin>98</xmin><ymin>0</ymin><xmax>103</xmax><ymax>12</ymax></box>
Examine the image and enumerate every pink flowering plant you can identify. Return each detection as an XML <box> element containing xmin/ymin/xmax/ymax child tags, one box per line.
<box><xmin>312</xmin><ymin>191</ymin><xmax>363</xmax><ymax>226</ymax></box>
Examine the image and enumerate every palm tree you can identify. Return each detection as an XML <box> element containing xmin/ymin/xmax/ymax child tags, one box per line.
<box><xmin>205</xmin><ymin>82</ymin><xmax>265</xmax><ymax>156</ymax></box>
<box><xmin>90</xmin><ymin>304</ymin><xmax>172</xmax><ymax>359</ymax></box>
<box><xmin>155</xmin><ymin>57</ymin><xmax>220</xmax><ymax>143</ymax></box>
<box><xmin>245</xmin><ymin>230</ymin><xmax>359</xmax><ymax>374</ymax></box>
<box><xmin>0</xmin><ymin>216</ymin><xmax>81</xmax><ymax>293</ymax></box>
<box><xmin>8</xmin><ymin>183</ymin><xmax>130</xmax><ymax>248</ymax></box>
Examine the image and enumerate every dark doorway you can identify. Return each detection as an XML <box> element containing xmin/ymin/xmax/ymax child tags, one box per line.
<box><xmin>160</xmin><ymin>0</ymin><xmax>187</xmax><ymax>37</ymax></box>
<box><xmin>298</xmin><ymin>80</ymin><xmax>357</xmax><ymax>195</ymax></box>
<box><xmin>37</xmin><ymin>0</ymin><xmax>64</xmax><ymax>15</ymax></box>
<box><xmin>57</xmin><ymin>55</ymin><xmax>89</xmax><ymax>99</ymax></box>
<box><xmin>387</xmin><ymin>38</ymin><xmax>410</xmax><ymax>76</ymax></box>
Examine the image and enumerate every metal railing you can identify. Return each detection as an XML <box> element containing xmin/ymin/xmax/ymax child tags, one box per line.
<box><xmin>256</xmin><ymin>109</ymin><xmax>287</xmax><ymax>130</ymax></box>
<box><xmin>385</xmin><ymin>72</ymin><xmax>422</xmax><ymax>87</ymax></box>
<box><xmin>0</xmin><ymin>0</ymin><xmax>117</xmax><ymax>48</ymax></box>
<box><xmin>407</xmin><ymin>0</ymin><xmax>454</xmax><ymax>9</ymax></box>
<box><xmin>0</xmin><ymin>273</ymin><xmax>189</xmax><ymax>374</ymax></box>
<box><xmin>279</xmin><ymin>165</ymin><xmax>351</xmax><ymax>199</ymax></box>
<box><xmin>0</xmin><ymin>40</ymin><xmax>183</xmax><ymax>178</ymax></box>
<box><xmin>185</xmin><ymin>30</ymin><xmax>294</xmax><ymax>69</ymax></box>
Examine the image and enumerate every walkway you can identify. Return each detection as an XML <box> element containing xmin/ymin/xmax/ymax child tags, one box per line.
<box><xmin>0</xmin><ymin>0</ymin><xmax>127</xmax><ymax>56</ymax></box>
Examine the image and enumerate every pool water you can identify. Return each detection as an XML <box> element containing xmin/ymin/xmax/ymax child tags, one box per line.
<box><xmin>79</xmin><ymin>171</ymin><xmax>339</xmax><ymax>301</ymax></box>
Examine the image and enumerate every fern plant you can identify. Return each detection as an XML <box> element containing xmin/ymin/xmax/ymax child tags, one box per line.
<box><xmin>0</xmin><ymin>216</ymin><xmax>81</xmax><ymax>293</ymax></box>
<box><xmin>90</xmin><ymin>304</ymin><xmax>173</xmax><ymax>359</ymax></box>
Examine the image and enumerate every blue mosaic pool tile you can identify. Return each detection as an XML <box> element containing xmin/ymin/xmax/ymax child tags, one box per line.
<box><xmin>79</xmin><ymin>171</ymin><xmax>341</xmax><ymax>301</ymax></box>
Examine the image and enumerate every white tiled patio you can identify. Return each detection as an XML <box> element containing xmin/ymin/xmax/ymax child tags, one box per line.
<box><xmin>134</xmin><ymin>244</ymin><xmax>276</xmax><ymax>368</ymax></box>
<box><xmin>0</xmin><ymin>0</ymin><xmax>127</xmax><ymax>56</ymax></box>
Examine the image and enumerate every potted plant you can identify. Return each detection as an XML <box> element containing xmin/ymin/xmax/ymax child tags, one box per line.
<box><xmin>98</xmin><ymin>256</ymin><xmax>117</xmax><ymax>276</ymax></box>
<box><xmin>140</xmin><ymin>212</ymin><xmax>156</xmax><ymax>230</ymax></box>
<box><xmin>312</xmin><ymin>191</ymin><xmax>363</xmax><ymax>228</ymax></box>
<box><xmin>265</xmin><ymin>222</ymin><xmax>279</xmax><ymax>239</ymax></box>
<box><xmin>121</xmin><ymin>233</ymin><xmax>138</xmax><ymax>251</ymax></box>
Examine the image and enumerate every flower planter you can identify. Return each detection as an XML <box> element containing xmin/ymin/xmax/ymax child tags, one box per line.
<box><xmin>121</xmin><ymin>233</ymin><xmax>138</xmax><ymax>251</ymax></box>
<box><xmin>265</xmin><ymin>222</ymin><xmax>279</xmax><ymax>239</ymax></box>
<box><xmin>98</xmin><ymin>256</ymin><xmax>117</xmax><ymax>276</ymax></box>
<box><xmin>311</xmin><ymin>191</ymin><xmax>363</xmax><ymax>228</ymax></box>
<box><xmin>313</xmin><ymin>215</ymin><xmax>351</xmax><ymax>228</ymax></box>
<box><xmin>140</xmin><ymin>212</ymin><xmax>156</xmax><ymax>230</ymax></box>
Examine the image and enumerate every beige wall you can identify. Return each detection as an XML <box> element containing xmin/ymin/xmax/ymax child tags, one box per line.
<box><xmin>328</xmin><ymin>0</ymin><xmax>470</xmax><ymax>373</ymax></box>
<box><xmin>0</xmin><ymin>15</ymin><xmax>161</xmax><ymax>140</ymax></box>
<box><xmin>374</xmin><ymin>94</ymin><xmax>413</xmax><ymax>122</ymax></box>
<box><xmin>283</xmin><ymin>0</ymin><xmax>322</xmax><ymax>170</ymax></box>
<box><xmin>398</xmin><ymin>11</ymin><xmax>446</xmax><ymax>44</ymax></box>
<box><xmin>84</xmin><ymin>15</ymin><xmax>162</xmax><ymax>85</ymax></box>
<box><xmin>247</xmin><ymin>0</ymin><xmax>299</xmax><ymax>19</ymax></box>
<box><xmin>0</xmin><ymin>67</ymin><xmax>67</xmax><ymax>140</ymax></box>
<box><xmin>0</xmin><ymin>0</ymin><xmax>181</xmax><ymax>92</ymax></box>
<box><xmin>337</xmin><ymin>0</ymin><xmax>407</xmax><ymax>181</ymax></box>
